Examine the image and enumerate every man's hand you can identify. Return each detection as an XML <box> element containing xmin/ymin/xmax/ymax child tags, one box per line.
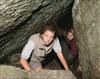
<box><xmin>56</xmin><ymin>52</ymin><xmax>69</xmax><ymax>70</ymax></box>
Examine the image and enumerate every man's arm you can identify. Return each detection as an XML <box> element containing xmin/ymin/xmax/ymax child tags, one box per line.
<box><xmin>20</xmin><ymin>58</ymin><xmax>31</xmax><ymax>71</ymax></box>
<box><xmin>56</xmin><ymin>52</ymin><xmax>69</xmax><ymax>70</ymax></box>
<box><xmin>20</xmin><ymin>40</ymin><xmax>35</xmax><ymax>71</ymax></box>
<box><xmin>53</xmin><ymin>38</ymin><xmax>69</xmax><ymax>70</ymax></box>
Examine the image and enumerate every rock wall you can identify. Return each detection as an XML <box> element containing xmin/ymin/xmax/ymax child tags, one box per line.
<box><xmin>72</xmin><ymin>0</ymin><xmax>100</xmax><ymax>79</ymax></box>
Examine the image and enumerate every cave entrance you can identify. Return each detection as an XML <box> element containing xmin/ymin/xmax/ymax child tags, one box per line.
<box><xmin>56</xmin><ymin>1</ymin><xmax>74</xmax><ymax>34</ymax></box>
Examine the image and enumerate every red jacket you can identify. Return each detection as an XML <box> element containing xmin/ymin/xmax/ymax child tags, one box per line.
<box><xmin>68</xmin><ymin>39</ymin><xmax>78</xmax><ymax>57</ymax></box>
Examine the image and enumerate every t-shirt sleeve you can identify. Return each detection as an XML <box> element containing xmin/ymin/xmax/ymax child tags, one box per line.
<box><xmin>21</xmin><ymin>40</ymin><xmax>35</xmax><ymax>59</ymax></box>
<box><xmin>53</xmin><ymin>38</ymin><xmax>62</xmax><ymax>53</ymax></box>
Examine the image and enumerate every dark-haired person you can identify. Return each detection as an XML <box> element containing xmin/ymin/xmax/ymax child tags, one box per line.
<box><xmin>66</xmin><ymin>29</ymin><xmax>78</xmax><ymax>65</ymax></box>
<box><xmin>66</xmin><ymin>29</ymin><xmax>82</xmax><ymax>79</ymax></box>
<box><xmin>20</xmin><ymin>22</ymin><xmax>69</xmax><ymax>72</ymax></box>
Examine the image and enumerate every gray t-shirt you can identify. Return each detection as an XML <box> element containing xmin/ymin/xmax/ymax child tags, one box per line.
<box><xmin>21</xmin><ymin>33</ymin><xmax>62</xmax><ymax>60</ymax></box>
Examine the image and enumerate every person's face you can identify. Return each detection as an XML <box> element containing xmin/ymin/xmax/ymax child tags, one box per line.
<box><xmin>42</xmin><ymin>30</ymin><xmax>55</xmax><ymax>46</ymax></box>
<box><xmin>67</xmin><ymin>32</ymin><xmax>74</xmax><ymax>41</ymax></box>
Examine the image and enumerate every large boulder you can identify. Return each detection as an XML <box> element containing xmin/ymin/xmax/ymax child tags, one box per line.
<box><xmin>28</xmin><ymin>70</ymin><xmax>76</xmax><ymax>79</ymax></box>
<box><xmin>0</xmin><ymin>65</ymin><xmax>28</xmax><ymax>79</ymax></box>
<box><xmin>0</xmin><ymin>65</ymin><xmax>76</xmax><ymax>79</ymax></box>
<box><xmin>72</xmin><ymin>0</ymin><xmax>100</xmax><ymax>79</ymax></box>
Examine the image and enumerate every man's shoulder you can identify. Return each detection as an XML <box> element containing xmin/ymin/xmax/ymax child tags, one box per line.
<box><xmin>29</xmin><ymin>33</ymin><xmax>40</xmax><ymax>40</ymax></box>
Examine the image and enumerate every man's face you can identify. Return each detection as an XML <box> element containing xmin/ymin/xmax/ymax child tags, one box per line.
<box><xmin>67</xmin><ymin>32</ymin><xmax>74</xmax><ymax>41</ymax></box>
<box><xmin>42</xmin><ymin>30</ymin><xmax>55</xmax><ymax>46</ymax></box>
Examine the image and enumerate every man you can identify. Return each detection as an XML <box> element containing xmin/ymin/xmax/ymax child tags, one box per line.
<box><xmin>20</xmin><ymin>21</ymin><xmax>69</xmax><ymax>72</ymax></box>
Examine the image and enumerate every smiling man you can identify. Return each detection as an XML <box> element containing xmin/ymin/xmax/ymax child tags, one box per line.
<box><xmin>20</xmin><ymin>21</ymin><xmax>69</xmax><ymax>72</ymax></box>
